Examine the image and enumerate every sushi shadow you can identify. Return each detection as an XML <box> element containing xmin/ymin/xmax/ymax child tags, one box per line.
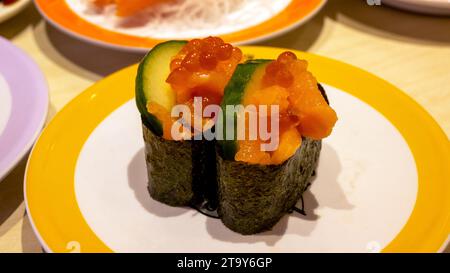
<box><xmin>128</xmin><ymin>144</ymin><xmax>351</xmax><ymax>247</ymax></box>
<box><xmin>127</xmin><ymin>146</ymin><xmax>320</xmax><ymax>244</ymax></box>
<box><xmin>205</xmin><ymin>143</ymin><xmax>350</xmax><ymax>246</ymax></box>
<box><xmin>205</xmin><ymin>190</ymin><xmax>320</xmax><ymax>247</ymax></box>
<box><xmin>128</xmin><ymin>148</ymin><xmax>190</xmax><ymax>218</ymax></box>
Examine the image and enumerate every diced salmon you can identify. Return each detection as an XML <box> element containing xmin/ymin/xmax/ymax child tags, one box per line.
<box><xmin>235</xmin><ymin>140</ymin><xmax>272</xmax><ymax>165</ymax></box>
<box><xmin>270</xmin><ymin>127</ymin><xmax>302</xmax><ymax>165</ymax></box>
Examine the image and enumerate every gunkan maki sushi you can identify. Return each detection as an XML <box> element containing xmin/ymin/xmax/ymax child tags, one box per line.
<box><xmin>136</xmin><ymin>38</ymin><xmax>338</xmax><ymax>235</ymax></box>
<box><xmin>135</xmin><ymin>37</ymin><xmax>243</xmax><ymax>207</ymax></box>
<box><xmin>216</xmin><ymin>52</ymin><xmax>338</xmax><ymax>234</ymax></box>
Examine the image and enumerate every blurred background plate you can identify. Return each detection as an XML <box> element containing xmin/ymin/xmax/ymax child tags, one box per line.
<box><xmin>383</xmin><ymin>0</ymin><xmax>450</xmax><ymax>15</ymax></box>
<box><xmin>0</xmin><ymin>0</ymin><xmax>30</xmax><ymax>23</ymax></box>
<box><xmin>34</xmin><ymin>0</ymin><xmax>327</xmax><ymax>52</ymax></box>
<box><xmin>0</xmin><ymin>37</ymin><xmax>48</xmax><ymax>181</ymax></box>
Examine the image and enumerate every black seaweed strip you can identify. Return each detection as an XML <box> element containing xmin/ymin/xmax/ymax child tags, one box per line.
<box><xmin>290</xmin><ymin>182</ymin><xmax>312</xmax><ymax>216</ymax></box>
<box><xmin>190</xmin><ymin>203</ymin><xmax>220</xmax><ymax>219</ymax></box>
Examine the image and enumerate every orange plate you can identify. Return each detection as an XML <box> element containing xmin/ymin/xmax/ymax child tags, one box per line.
<box><xmin>34</xmin><ymin>0</ymin><xmax>326</xmax><ymax>52</ymax></box>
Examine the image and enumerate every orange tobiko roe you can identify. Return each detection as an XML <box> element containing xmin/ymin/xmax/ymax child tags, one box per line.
<box><xmin>236</xmin><ymin>51</ymin><xmax>338</xmax><ymax>165</ymax></box>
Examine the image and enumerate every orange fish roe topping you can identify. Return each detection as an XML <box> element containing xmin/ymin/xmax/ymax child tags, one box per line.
<box><xmin>236</xmin><ymin>51</ymin><xmax>338</xmax><ymax>165</ymax></box>
<box><xmin>149</xmin><ymin>37</ymin><xmax>242</xmax><ymax>140</ymax></box>
<box><xmin>166</xmin><ymin>37</ymin><xmax>243</xmax><ymax>107</ymax></box>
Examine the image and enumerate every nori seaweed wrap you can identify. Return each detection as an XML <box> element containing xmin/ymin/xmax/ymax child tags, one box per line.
<box><xmin>142</xmin><ymin>119</ymin><xmax>217</xmax><ymax>207</ymax></box>
<box><xmin>216</xmin><ymin>138</ymin><xmax>321</xmax><ymax>234</ymax></box>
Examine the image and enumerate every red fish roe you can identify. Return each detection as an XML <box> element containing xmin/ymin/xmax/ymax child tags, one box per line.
<box><xmin>263</xmin><ymin>53</ymin><xmax>297</xmax><ymax>88</ymax></box>
<box><xmin>277</xmin><ymin>51</ymin><xmax>297</xmax><ymax>63</ymax></box>
<box><xmin>167</xmin><ymin>37</ymin><xmax>242</xmax><ymax>105</ymax></box>
<box><xmin>199</xmin><ymin>52</ymin><xmax>218</xmax><ymax>70</ymax></box>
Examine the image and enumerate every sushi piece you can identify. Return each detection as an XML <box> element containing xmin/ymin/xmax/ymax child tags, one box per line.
<box><xmin>136</xmin><ymin>37</ymin><xmax>242</xmax><ymax>207</ymax></box>
<box><xmin>216</xmin><ymin>52</ymin><xmax>337</xmax><ymax>234</ymax></box>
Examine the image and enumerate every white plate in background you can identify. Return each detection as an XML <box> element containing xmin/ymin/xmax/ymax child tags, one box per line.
<box><xmin>383</xmin><ymin>0</ymin><xmax>450</xmax><ymax>15</ymax></box>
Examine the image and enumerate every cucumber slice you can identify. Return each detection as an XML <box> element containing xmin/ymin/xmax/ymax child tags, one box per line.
<box><xmin>218</xmin><ymin>60</ymin><xmax>271</xmax><ymax>160</ymax></box>
<box><xmin>135</xmin><ymin>40</ymin><xmax>187</xmax><ymax>136</ymax></box>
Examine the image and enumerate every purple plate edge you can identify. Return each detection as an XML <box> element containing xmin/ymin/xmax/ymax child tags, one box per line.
<box><xmin>0</xmin><ymin>36</ymin><xmax>49</xmax><ymax>181</ymax></box>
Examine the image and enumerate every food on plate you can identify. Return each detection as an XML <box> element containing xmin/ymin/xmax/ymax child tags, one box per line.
<box><xmin>92</xmin><ymin>0</ymin><xmax>174</xmax><ymax>17</ymax></box>
<box><xmin>85</xmin><ymin>0</ymin><xmax>270</xmax><ymax>36</ymax></box>
<box><xmin>135</xmin><ymin>37</ymin><xmax>338</xmax><ymax>234</ymax></box>
<box><xmin>216</xmin><ymin>53</ymin><xmax>337</xmax><ymax>234</ymax></box>
<box><xmin>90</xmin><ymin>0</ymin><xmax>246</xmax><ymax>18</ymax></box>
<box><xmin>136</xmin><ymin>37</ymin><xmax>243</xmax><ymax>207</ymax></box>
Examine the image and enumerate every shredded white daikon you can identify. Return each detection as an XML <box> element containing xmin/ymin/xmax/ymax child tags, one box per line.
<box><xmin>71</xmin><ymin>0</ymin><xmax>291</xmax><ymax>39</ymax></box>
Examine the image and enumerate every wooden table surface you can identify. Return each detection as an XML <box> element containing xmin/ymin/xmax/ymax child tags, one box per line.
<box><xmin>0</xmin><ymin>0</ymin><xmax>449</xmax><ymax>253</ymax></box>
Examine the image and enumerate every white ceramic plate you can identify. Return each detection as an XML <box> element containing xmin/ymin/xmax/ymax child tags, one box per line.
<box><xmin>382</xmin><ymin>0</ymin><xmax>450</xmax><ymax>15</ymax></box>
<box><xmin>25</xmin><ymin>47</ymin><xmax>450</xmax><ymax>253</ymax></box>
<box><xmin>73</xmin><ymin>91</ymin><xmax>418</xmax><ymax>253</ymax></box>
